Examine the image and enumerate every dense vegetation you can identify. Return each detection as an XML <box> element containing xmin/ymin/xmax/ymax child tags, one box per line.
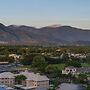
<box><xmin>0</xmin><ymin>46</ymin><xmax>90</xmax><ymax>65</ymax></box>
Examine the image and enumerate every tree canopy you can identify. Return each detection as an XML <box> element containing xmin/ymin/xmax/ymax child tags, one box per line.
<box><xmin>15</xmin><ymin>75</ymin><xmax>27</xmax><ymax>84</ymax></box>
<box><xmin>32</xmin><ymin>55</ymin><xmax>47</xmax><ymax>72</ymax></box>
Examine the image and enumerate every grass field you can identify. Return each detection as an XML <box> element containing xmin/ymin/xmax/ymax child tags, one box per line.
<box><xmin>52</xmin><ymin>64</ymin><xmax>65</xmax><ymax>70</ymax></box>
<box><xmin>81</xmin><ymin>63</ymin><xmax>90</xmax><ymax>67</ymax></box>
<box><xmin>52</xmin><ymin>63</ymin><xmax>90</xmax><ymax>70</ymax></box>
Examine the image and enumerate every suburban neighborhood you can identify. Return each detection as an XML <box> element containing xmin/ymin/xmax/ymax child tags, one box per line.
<box><xmin>0</xmin><ymin>46</ymin><xmax>89</xmax><ymax>90</ymax></box>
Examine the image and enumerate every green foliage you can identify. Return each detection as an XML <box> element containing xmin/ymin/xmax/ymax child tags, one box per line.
<box><xmin>15</xmin><ymin>75</ymin><xmax>27</xmax><ymax>84</ymax></box>
<box><xmin>0</xmin><ymin>56</ymin><xmax>15</xmax><ymax>63</ymax></box>
<box><xmin>20</xmin><ymin>55</ymin><xmax>33</xmax><ymax>65</ymax></box>
<box><xmin>45</xmin><ymin>65</ymin><xmax>62</xmax><ymax>78</ymax></box>
<box><xmin>52</xmin><ymin>64</ymin><xmax>65</xmax><ymax>70</ymax></box>
<box><xmin>86</xmin><ymin>55</ymin><xmax>90</xmax><ymax>64</ymax></box>
<box><xmin>87</xmin><ymin>85</ymin><xmax>90</xmax><ymax>90</ymax></box>
<box><xmin>62</xmin><ymin>53</ymin><xmax>69</xmax><ymax>63</ymax></box>
<box><xmin>32</xmin><ymin>55</ymin><xmax>47</xmax><ymax>72</ymax></box>
<box><xmin>51</xmin><ymin>78</ymin><xmax>60</xmax><ymax>90</ymax></box>
<box><xmin>65</xmin><ymin>60</ymin><xmax>82</xmax><ymax>67</ymax></box>
<box><xmin>82</xmin><ymin>63</ymin><xmax>90</xmax><ymax>67</ymax></box>
<box><xmin>78</xmin><ymin>74</ymin><xmax>88</xmax><ymax>84</ymax></box>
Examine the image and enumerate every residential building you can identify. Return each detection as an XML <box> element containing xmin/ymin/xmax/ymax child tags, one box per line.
<box><xmin>62</xmin><ymin>66</ymin><xmax>90</xmax><ymax>75</ymax></box>
<box><xmin>68</xmin><ymin>53</ymin><xmax>86</xmax><ymax>59</ymax></box>
<box><xmin>9</xmin><ymin>54</ymin><xmax>22</xmax><ymax>60</ymax></box>
<box><xmin>62</xmin><ymin>66</ymin><xmax>77</xmax><ymax>75</ymax></box>
<box><xmin>15</xmin><ymin>70</ymin><xmax>49</xmax><ymax>90</ymax></box>
<box><xmin>0</xmin><ymin>72</ymin><xmax>15</xmax><ymax>87</ymax></box>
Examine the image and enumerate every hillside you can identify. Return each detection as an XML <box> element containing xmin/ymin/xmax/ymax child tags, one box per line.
<box><xmin>0</xmin><ymin>23</ymin><xmax>90</xmax><ymax>45</ymax></box>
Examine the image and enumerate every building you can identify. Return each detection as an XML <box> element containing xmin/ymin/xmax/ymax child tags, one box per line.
<box><xmin>0</xmin><ymin>62</ymin><xmax>9</xmax><ymax>65</ymax></box>
<box><xmin>0</xmin><ymin>72</ymin><xmax>15</xmax><ymax>87</ymax></box>
<box><xmin>68</xmin><ymin>53</ymin><xmax>86</xmax><ymax>59</ymax></box>
<box><xmin>62</xmin><ymin>66</ymin><xmax>90</xmax><ymax>75</ymax></box>
<box><xmin>9</xmin><ymin>54</ymin><xmax>22</xmax><ymax>60</ymax></box>
<box><xmin>62</xmin><ymin>66</ymin><xmax>77</xmax><ymax>75</ymax></box>
<box><xmin>15</xmin><ymin>70</ymin><xmax>49</xmax><ymax>90</ymax></box>
<box><xmin>0</xmin><ymin>70</ymin><xmax>49</xmax><ymax>90</ymax></box>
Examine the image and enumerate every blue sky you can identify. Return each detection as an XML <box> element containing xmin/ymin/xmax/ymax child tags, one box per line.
<box><xmin>0</xmin><ymin>0</ymin><xmax>90</xmax><ymax>29</ymax></box>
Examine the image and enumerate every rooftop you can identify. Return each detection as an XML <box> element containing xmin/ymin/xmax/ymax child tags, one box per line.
<box><xmin>0</xmin><ymin>72</ymin><xmax>14</xmax><ymax>78</ymax></box>
<box><xmin>19</xmin><ymin>71</ymin><xmax>49</xmax><ymax>81</ymax></box>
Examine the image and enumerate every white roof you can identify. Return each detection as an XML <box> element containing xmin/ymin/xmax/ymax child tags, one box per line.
<box><xmin>19</xmin><ymin>71</ymin><xmax>49</xmax><ymax>81</ymax></box>
<box><xmin>0</xmin><ymin>72</ymin><xmax>15</xmax><ymax>78</ymax></box>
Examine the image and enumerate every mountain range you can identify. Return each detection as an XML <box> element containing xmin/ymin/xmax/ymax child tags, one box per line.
<box><xmin>0</xmin><ymin>23</ymin><xmax>90</xmax><ymax>46</ymax></box>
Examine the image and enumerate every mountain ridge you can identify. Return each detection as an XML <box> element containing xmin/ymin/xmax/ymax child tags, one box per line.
<box><xmin>0</xmin><ymin>23</ymin><xmax>90</xmax><ymax>46</ymax></box>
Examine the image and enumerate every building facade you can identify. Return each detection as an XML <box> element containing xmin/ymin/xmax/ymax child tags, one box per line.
<box><xmin>15</xmin><ymin>71</ymin><xmax>49</xmax><ymax>90</ymax></box>
<box><xmin>62</xmin><ymin>66</ymin><xmax>90</xmax><ymax>75</ymax></box>
<box><xmin>0</xmin><ymin>72</ymin><xmax>15</xmax><ymax>87</ymax></box>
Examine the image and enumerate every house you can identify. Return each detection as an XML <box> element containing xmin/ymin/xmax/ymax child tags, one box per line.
<box><xmin>9</xmin><ymin>54</ymin><xmax>22</xmax><ymax>60</ymax></box>
<box><xmin>0</xmin><ymin>72</ymin><xmax>15</xmax><ymax>87</ymax></box>
<box><xmin>62</xmin><ymin>66</ymin><xmax>77</xmax><ymax>75</ymax></box>
<box><xmin>15</xmin><ymin>70</ymin><xmax>49</xmax><ymax>90</ymax></box>
<box><xmin>62</xmin><ymin>66</ymin><xmax>90</xmax><ymax>75</ymax></box>
<box><xmin>68</xmin><ymin>53</ymin><xmax>86</xmax><ymax>59</ymax></box>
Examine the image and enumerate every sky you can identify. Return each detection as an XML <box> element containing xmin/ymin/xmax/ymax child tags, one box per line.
<box><xmin>0</xmin><ymin>0</ymin><xmax>90</xmax><ymax>29</ymax></box>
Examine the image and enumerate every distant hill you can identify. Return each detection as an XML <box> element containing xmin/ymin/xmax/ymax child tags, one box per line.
<box><xmin>0</xmin><ymin>23</ymin><xmax>90</xmax><ymax>46</ymax></box>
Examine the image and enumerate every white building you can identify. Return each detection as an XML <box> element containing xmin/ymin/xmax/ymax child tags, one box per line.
<box><xmin>0</xmin><ymin>71</ymin><xmax>49</xmax><ymax>90</ymax></box>
<box><xmin>69</xmin><ymin>53</ymin><xmax>86</xmax><ymax>59</ymax></box>
<box><xmin>15</xmin><ymin>70</ymin><xmax>49</xmax><ymax>90</ymax></box>
<box><xmin>62</xmin><ymin>66</ymin><xmax>90</xmax><ymax>75</ymax></box>
<box><xmin>0</xmin><ymin>72</ymin><xmax>15</xmax><ymax>87</ymax></box>
<box><xmin>9</xmin><ymin>54</ymin><xmax>22</xmax><ymax>60</ymax></box>
<box><xmin>62</xmin><ymin>66</ymin><xmax>76</xmax><ymax>75</ymax></box>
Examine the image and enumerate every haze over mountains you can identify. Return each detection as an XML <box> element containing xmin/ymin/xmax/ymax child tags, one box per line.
<box><xmin>0</xmin><ymin>23</ymin><xmax>90</xmax><ymax>46</ymax></box>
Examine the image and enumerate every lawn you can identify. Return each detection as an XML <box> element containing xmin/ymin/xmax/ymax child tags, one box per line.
<box><xmin>52</xmin><ymin>64</ymin><xmax>65</xmax><ymax>70</ymax></box>
<box><xmin>81</xmin><ymin>63</ymin><xmax>90</xmax><ymax>67</ymax></box>
<box><xmin>52</xmin><ymin>63</ymin><xmax>90</xmax><ymax>70</ymax></box>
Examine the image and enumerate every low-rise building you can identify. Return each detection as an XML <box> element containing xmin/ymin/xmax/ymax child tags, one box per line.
<box><xmin>0</xmin><ymin>70</ymin><xmax>49</xmax><ymax>90</ymax></box>
<box><xmin>0</xmin><ymin>72</ymin><xmax>15</xmax><ymax>87</ymax></box>
<box><xmin>15</xmin><ymin>70</ymin><xmax>49</xmax><ymax>90</ymax></box>
<box><xmin>62</xmin><ymin>66</ymin><xmax>90</xmax><ymax>75</ymax></box>
<box><xmin>62</xmin><ymin>66</ymin><xmax>77</xmax><ymax>75</ymax></box>
<box><xmin>68</xmin><ymin>53</ymin><xmax>86</xmax><ymax>59</ymax></box>
<box><xmin>9</xmin><ymin>54</ymin><xmax>22</xmax><ymax>60</ymax></box>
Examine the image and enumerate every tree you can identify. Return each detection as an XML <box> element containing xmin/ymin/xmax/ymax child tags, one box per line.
<box><xmin>78</xmin><ymin>74</ymin><xmax>87</xmax><ymax>84</ymax></box>
<box><xmin>87</xmin><ymin>85</ymin><xmax>90</xmax><ymax>90</ymax></box>
<box><xmin>0</xmin><ymin>56</ymin><xmax>15</xmax><ymax>63</ymax></box>
<box><xmin>62</xmin><ymin>53</ymin><xmax>69</xmax><ymax>63</ymax></box>
<box><xmin>86</xmin><ymin>55</ymin><xmax>90</xmax><ymax>64</ymax></box>
<box><xmin>52</xmin><ymin>78</ymin><xmax>60</xmax><ymax>90</ymax></box>
<box><xmin>45</xmin><ymin>65</ymin><xmax>61</xmax><ymax>78</ymax></box>
<box><xmin>15</xmin><ymin>75</ymin><xmax>27</xmax><ymax>84</ymax></box>
<box><xmin>32</xmin><ymin>55</ymin><xmax>47</xmax><ymax>72</ymax></box>
<box><xmin>20</xmin><ymin>55</ymin><xmax>33</xmax><ymax>65</ymax></box>
<box><xmin>65</xmin><ymin>60</ymin><xmax>82</xmax><ymax>67</ymax></box>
